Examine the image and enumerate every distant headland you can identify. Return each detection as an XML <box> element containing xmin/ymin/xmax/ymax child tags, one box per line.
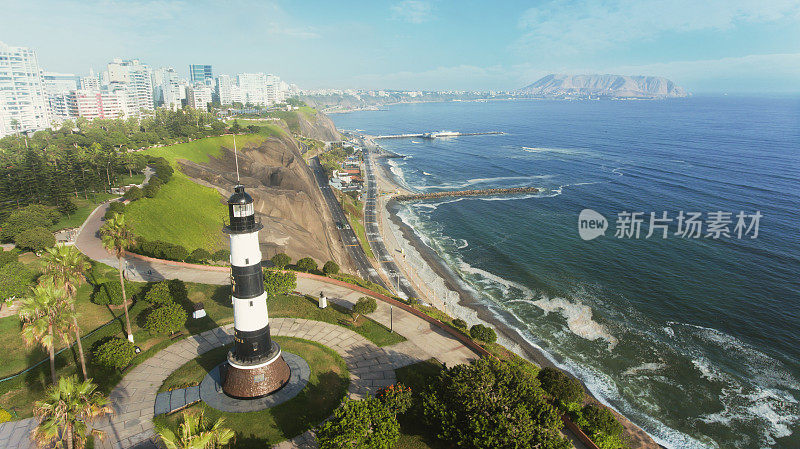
<box><xmin>517</xmin><ymin>74</ymin><xmax>689</xmax><ymax>99</ymax></box>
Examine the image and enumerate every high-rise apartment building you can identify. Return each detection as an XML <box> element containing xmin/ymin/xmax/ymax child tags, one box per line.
<box><xmin>0</xmin><ymin>41</ymin><xmax>50</xmax><ymax>137</ymax></box>
<box><xmin>237</xmin><ymin>73</ymin><xmax>268</xmax><ymax>105</ymax></box>
<box><xmin>68</xmin><ymin>89</ymin><xmax>127</xmax><ymax>120</ymax></box>
<box><xmin>215</xmin><ymin>74</ymin><xmax>243</xmax><ymax>105</ymax></box>
<box><xmin>43</xmin><ymin>72</ymin><xmax>79</xmax><ymax>122</ymax></box>
<box><xmin>153</xmin><ymin>67</ymin><xmax>185</xmax><ymax>109</ymax></box>
<box><xmin>80</xmin><ymin>69</ymin><xmax>101</xmax><ymax>91</ymax></box>
<box><xmin>106</xmin><ymin>58</ymin><xmax>154</xmax><ymax>116</ymax></box>
<box><xmin>188</xmin><ymin>82</ymin><xmax>212</xmax><ymax>110</ymax></box>
<box><xmin>189</xmin><ymin>64</ymin><xmax>213</xmax><ymax>86</ymax></box>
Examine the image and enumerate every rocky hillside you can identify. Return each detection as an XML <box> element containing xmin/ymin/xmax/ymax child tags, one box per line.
<box><xmin>178</xmin><ymin>114</ymin><xmax>351</xmax><ymax>270</ymax></box>
<box><xmin>518</xmin><ymin>74</ymin><xmax>688</xmax><ymax>98</ymax></box>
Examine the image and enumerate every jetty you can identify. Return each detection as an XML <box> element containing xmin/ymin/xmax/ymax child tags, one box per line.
<box><xmin>394</xmin><ymin>187</ymin><xmax>539</xmax><ymax>202</ymax></box>
<box><xmin>373</xmin><ymin>131</ymin><xmax>504</xmax><ymax>140</ymax></box>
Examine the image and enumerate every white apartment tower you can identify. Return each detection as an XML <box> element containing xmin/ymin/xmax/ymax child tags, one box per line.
<box><xmin>0</xmin><ymin>42</ymin><xmax>50</xmax><ymax>137</ymax></box>
<box><xmin>106</xmin><ymin>58</ymin><xmax>154</xmax><ymax>116</ymax></box>
<box><xmin>43</xmin><ymin>72</ymin><xmax>78</xmax><ymax>123</ymax></box>
<box><xmin>188</xmin><ymin>82</ymin><xmax>212</xmax><ymax>110</ymax></box>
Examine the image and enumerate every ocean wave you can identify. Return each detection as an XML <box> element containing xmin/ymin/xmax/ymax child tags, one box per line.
<box><xmin>531</xmin><ymin>296</ymin><xmax>619</xmax><ymax>349</ymax></box>
<box><xmin>428</xmin><ymin>175</ymin><xmax>551</xmax><ymax>190</ymax></box>
<box><xmin>622</xmin><ymin>362</ymin><xmax>668</xmax><ymax>377</ymax></box>
<box><xmin>522</xmin><ymin>146</ymin><xmax>592</xmax><ymax>156</ymax></box>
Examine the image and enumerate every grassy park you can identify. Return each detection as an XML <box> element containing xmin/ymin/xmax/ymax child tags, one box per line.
<box><xmin>124</xmin><ymin>172</ymin><xmax>228</xmax><ymax>252</ymax></box>
<box><xmin>154</xmin><ymin>337</ymin><xmax>349</xmax><ymax>447</ymax></box>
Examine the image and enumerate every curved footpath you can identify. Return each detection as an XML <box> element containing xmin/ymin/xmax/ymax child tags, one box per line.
<box><xmin>0</xmin><ymin>201</ymin><xmax>589</xmax><ymax>449</ymax></box>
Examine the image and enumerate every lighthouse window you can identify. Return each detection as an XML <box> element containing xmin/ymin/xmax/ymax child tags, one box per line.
<box><xmin>232</xmin><ymin>203</ymin><xmax>254</xmax><ymax>217</ymax></box>
<box><xmin>249</xmin><ymin>301</ymin><xmax>253</xmax><ymax>307</ymax></box>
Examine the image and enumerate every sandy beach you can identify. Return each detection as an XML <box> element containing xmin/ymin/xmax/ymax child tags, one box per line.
<box><xmin>364</xmin><ymin>141</ymin><xmax>661</xmax><ymax>449</ymax></box>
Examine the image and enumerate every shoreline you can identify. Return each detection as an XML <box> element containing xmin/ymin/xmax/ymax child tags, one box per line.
<box><xmin>368</xmin><ymin>146</ymin><xmax>662</xmax><ymax>449</ymax></box>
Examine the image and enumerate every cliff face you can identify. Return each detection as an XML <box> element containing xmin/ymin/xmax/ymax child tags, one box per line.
<box><xmin>297</xmin><ymin>110</ymin><xmax>342</xmax><ymax>141</ymax></box>
<box><xmin>178</xmin><ymin>131</ymin><xmax>351</xmax><ymax>270</ymax></box>
<box><xmin>518</xmin><ymin>74</ymin><xmax>688</xmax><ymax>98</ymax></box>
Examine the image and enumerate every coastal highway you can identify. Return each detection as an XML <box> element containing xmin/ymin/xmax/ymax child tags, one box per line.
<box><xmin>309</xmin><ymin>156</ymin><xmax>388</xmax><ymax>290</ymax></box>
<box><xmin>361</xmin><ymin>147</ymin><xmax>420</xmax><ymax>300</ymax></box>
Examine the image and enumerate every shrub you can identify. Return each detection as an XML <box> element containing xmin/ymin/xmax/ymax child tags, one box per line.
<box><xmin>376</xmin><ymin>384</ymin><xmax>413</xmax><ymax>415</ymax></box>
<box><xmin>57</xmin><ymin>197</ymin><xmax>78</xmax><ymax>216</ymax></box>
<box><xmin>317</xmin><ymin>398</ymin><xmax>400</xmax><ymax>449</ymax></box>
<box><xmin>264</xmin><ymin>269</ymin><xmax>297</xmax><ymax>296</ymax></box>
<box><xmin>421</xmin><ymin>358</ymin><xmax>569</xmax><ymax>449</ymax></box>
<box><xmin>104</xmin><ymin>202</ymin><xmax>126</xmax><ymax>220</ymax></box>
<box><xmin>469</xmin><ymin>324</ymin><xmax>497</xmax><ymax>343</ymax></box>
<box><xmin>323</xmin><ymin>260</ymin><xmax>340</xmax><ymax>275</ymax></box>
<box><xmin>270</xmin><ymin>253</ymin><xmax>291</xmax><ymax>269</ymax></box>
<box><xmin>123</xmin><ymin>186</ymin><xmax>142</xmax><ymax>201</ymax></box>
<box><xmin>188</xmin><ymin>248</ymin><xmax>211</xmax><ymax>264</ymax></box>
<box><xmin>296</xmin><ymin>257</ymin><xmax>317</xmax><ymax>273</ymax></box>
<box><xmin>1</xmin><ymin>205</ymin><xmax>60</xmax><ymax>242</ymax></box>
<box><xmin>538</xmin><ymin>367</ymin><xmax>585</xmax><ymax>411</ymax></box>
<box><xmin>0</xmin><ymin>408</ymin><xmax>11</xmax><ymax>423</ymax></box>
<box><xmin>14</xmin><ymin>226</ymin><xmax>55</xmax><ymax>252</ymax></box>
<box><xmin>162</xmin><ymin>243</ymin><xmax>188</xmax><ymax>261</ymax></box>
<box><xmin>142</xmin><ymin>183</ymin><xmax>160</xmax><ymax>198</ymax></box>
<box><xmin>144</xmin><ymin>281</ymin><xmax>173</xmax><ymax>306</ymax></box>
<box><xmin>94</xmin><ymin>338</ymin><xmax>136</xmax><ymax>370</ymax></box>
<box><xmin>212</xmin><ymin>249</ymin><xmax>230</xmax><ymax>262</ymax></box>
<box><xmin>145</xmin><ymin>302</ymin><xmax>187</xmax><ymax>335</ymax></box>
<box><xmin>352</xmin><ymin>296</ymin><xmax>377</xmax><ymax>322</ymax></box>
<box><xmin>0</xmin><ymin>261</ymin><xmax>34</xmax><ymax>301</ymax></box>
<box><xmin>147</xmin><ymin>175</ymin><xmax>163</xmax><ymax>188</ymax></box>
<box><xmin>0</xmin><ymin>249</ymin><xmax>19</xmax><ymax>268</ymax></box>
<box><xmin>575</xmin><ymin>404</ymin><xmax>625</xmax><ymax>449</ymax></box>
<box><xmin>167</xmin><ymin>279</ymin><xmax>188</xmax><ymax>303</ymax></box>
<box><xmin>92</xmin><ymin>281</ymin><xmax>126</xmax><ymax>306</ymax></box>
<box><xmin>452</xmin><ymin>318</ymin><xmax>467</xmax><ymax>330</ymax></box>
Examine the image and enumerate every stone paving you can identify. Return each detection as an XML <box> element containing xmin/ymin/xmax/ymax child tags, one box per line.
<box><xmin>87</xmin><ymin>318</ymin><xmax>406</xmax><ymax>449</ymax></box>
<box><xmin>0</xmin><ymin>418</ymin><xmax>37</xmax><ymax>449</ymax></box>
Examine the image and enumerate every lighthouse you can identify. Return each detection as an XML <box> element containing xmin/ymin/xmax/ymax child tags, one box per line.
<box><xmin>222</xmin><ymin>184</ymin><xmax>290</xmax><ymax>398</ymax></box>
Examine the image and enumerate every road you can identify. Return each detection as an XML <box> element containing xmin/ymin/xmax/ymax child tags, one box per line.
<box><xmin>308</xmin><ymin>156</ymin><xmax>387</xmax><ymax>290</ymax></box>
<box><xmin>361</xmin><ymin>148</ymin><xmax>420</xmax><ymax>300</ymax></box>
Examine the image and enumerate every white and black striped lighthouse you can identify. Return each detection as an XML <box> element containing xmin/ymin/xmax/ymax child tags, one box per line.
<box><xmin>222</xmin><ymin>184</ymin><xmax>290</xmax><ymax>398</ymax></box>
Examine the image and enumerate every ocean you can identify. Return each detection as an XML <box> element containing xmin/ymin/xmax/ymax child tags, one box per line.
<box><xmin>331</xmin><ymin>97</ymin><xmax>800</xmax><ymax>449</ymax></box>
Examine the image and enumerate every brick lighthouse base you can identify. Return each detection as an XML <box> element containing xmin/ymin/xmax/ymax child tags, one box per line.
<box><xmin>222</xmin><ymin>342</ymin><xmax>291</xmax><ymax>399</ymax></box>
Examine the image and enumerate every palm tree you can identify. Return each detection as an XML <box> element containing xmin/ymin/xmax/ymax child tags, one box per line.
<box><xmin>41</xmin><ymin>244</ymin><xmax>92</xmax><ymax>380</ymax></box>
<box><xmin>159</xmin><ymin>411</ymin><xmax>234</xmax><ymax>449</ymax></box>
<box><xmin>100</xmin><ymin>213</ymin><xmax>136</xmax><ymax>343</ymax></box>
<box><xmin>18</xmin><ymin>282</ymin><xmax>75</xmax><ymax>384</ymax></box>
<box><xmin>34</xmin><ymin>375</ymin><xmax>112</xmax><ymax>449</ymax></box>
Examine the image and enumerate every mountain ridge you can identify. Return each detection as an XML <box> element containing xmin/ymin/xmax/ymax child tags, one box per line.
<box><xmin>518</xmin><ymin>74</ymin><xmax>688</xmax><ymax>98</ymax></box>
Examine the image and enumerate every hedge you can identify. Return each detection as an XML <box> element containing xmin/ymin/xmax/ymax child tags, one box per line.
<box><xmin>93</xmin><ymin>338</ymin><xmax>136</xmax><ymax>370</ymax></box>
<box><xmin>145</xmin><ymin>302</ymin><xmax>187</xmax><ymax>335</ymax></box>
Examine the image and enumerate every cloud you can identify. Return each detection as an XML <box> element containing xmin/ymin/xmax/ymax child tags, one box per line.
<box><xmin>267</xmin><ymin>23</ymin><xmax>320</xmax><ymax>39</ymax></box>
<box><xmin>391</xmin><ymin>0</ymin><xmax>433</xmax><ymax>24</ymax></box>
<box><xmin>516</xmin><ymin>0</ymin><xmax>800</xmax><ymax>56</ymax></box>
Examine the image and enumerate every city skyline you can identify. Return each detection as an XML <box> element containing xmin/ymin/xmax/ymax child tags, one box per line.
<box><xmin>2</xmin><ymin>0</ymin><xmax>799</xmax><ymax>93</ymax></box>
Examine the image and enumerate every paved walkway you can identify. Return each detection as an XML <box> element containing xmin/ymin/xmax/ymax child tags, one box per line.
<box><xmin>91</xmin><ymin>318</ymin><xmax>407</xmax><ymax>449</ymax></box>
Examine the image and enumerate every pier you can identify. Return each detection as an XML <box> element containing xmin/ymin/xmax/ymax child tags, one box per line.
<box><xmin>394</xmin><ymin>187</ymin><xmax>539</xmax><ymax>202</ymax></box>
<box><xmin>373</xmin><ymin>131</ymin><xmax>504</xmax><ymax>139</ymax></box>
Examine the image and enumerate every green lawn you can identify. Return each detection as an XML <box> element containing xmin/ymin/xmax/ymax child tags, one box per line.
<box><xmin>153</xmin><ymin>337</ymin><xmax>348</xmax><ymax>447</ymax></box>
<box><xmin>124</xmin><ymin>172</ymin><xmax>228</xmax><ymax>252</ymax></box>
<box><xmin>115</xmin><ymin>173</ymin><xmax>145</xmax><ymax>187</ymax></box>
<box><xmin>228</xmin><ymin>120</ymin><xmax>288</xmax><ymax>138</ymax></box>
<box><xmin>144</xmin><ymin>134</ymin><xmax>266</xmax><ymax>166</ymax></box>
<box><xmin>268</xmin><ymin>294</ymin><xmax>405</xmax><ymax>347</ymax></box>
<box><xmin>50</xmin><ymin>193</ymin><xmax>121</xmax><ymax>231</ymax></box>
<box><xmin>125</xmin><ymin>134</ymin><xmax>273</xmax><ymax>253</ymax></box>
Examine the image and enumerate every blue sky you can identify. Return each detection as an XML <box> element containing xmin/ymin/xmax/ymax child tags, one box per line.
<box><xmin>2</xmin><ymin>0</ymin><xmax>799</xmax><ymax>92</ymax></box>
